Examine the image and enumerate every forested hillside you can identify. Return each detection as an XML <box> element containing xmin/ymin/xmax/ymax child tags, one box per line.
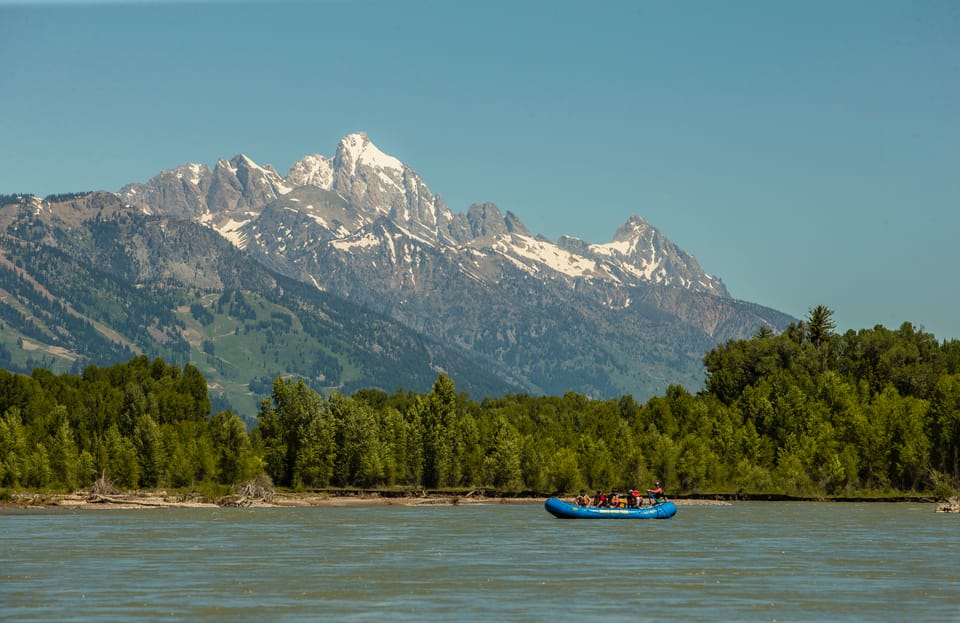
<box><xmin>1</xmin><ymin>308</ymin><xmax>958</xmax><ymax>498</ymax></box>
<box><xmin>0</xmin><ymin>194</ymin><xmax>522</xmax><ymax>411</ymax></box>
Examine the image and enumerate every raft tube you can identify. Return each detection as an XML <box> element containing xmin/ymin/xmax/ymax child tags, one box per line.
<box><xmin>544</xmin><ymin>497</ymin><xmax>677</xmax><ymax>519</ymax></box>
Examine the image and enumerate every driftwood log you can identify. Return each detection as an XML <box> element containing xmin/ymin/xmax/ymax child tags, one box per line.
<box><xmin>935</xmin><ymin>496</ymin><xmax>959</xmax><ymax>513</ymax></box>
<box><xmin>88</xmin><ymin>473</ymin><xmax>116</xmax><ymax>497</ymax></box>
<box><xmin>218</xmin><ymin>475</ymin><xmax>276</xmax><ymax>507</ymax></box>
<box><xmin>87</xmin><ymin>494</ymin><xmax>169</xmax><ymax>507</ymax></box>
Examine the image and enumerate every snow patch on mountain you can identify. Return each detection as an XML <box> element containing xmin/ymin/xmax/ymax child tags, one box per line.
<box><xmin>218</xmin><ymin>158</ymin><xmax>238</xmax><ymax>176</ymax></box>
<box><xmin>331</xmin><ymin>232</ymin><xmax>382</xmax><ymax>252</ymax></box>
<box><xmin>174</xmin><ymin>163</ymin><xmax>207</xmax><ymax>187</ymax></box>
<box><xmin>492</xmin><ymin>234</ymin><xmax>603</xmax><ymax>280</ymax></box>
<box><xmin>591</xmin><ymin>239</ymin><xmax>634</xmax><ymax>257</ymax></box>
<box><xmin>377</xmin><ymin>169</ymin><xmax>403</xmax><ymax>192</ymax></box>
<box><xmin>394</xmin><ymin>224</ymin><xmax>437</xmax><ymax>248</ymax></box>
<box><xmin>216</xmin><ymin>217</ymin><xmax>251</xmax><ymax>248</ymax></box>
<box><xmin>340</xmin><ymin>132</ymin><xmax>403</xmax><ymax>175</ymax></box>
<box><xmin>591</xmin><ymin>238</ymin><xmax>664</xmax><ymax>281</ymax></box>
<box><xmin>200</xmin><ymin>207</ymin><xmax>256</xmax><ymax>249</ymax></box>
<box><xmin>286</xmin><ymin>154</ymin><xmax>334</xmax><ymax>189</ymax></box>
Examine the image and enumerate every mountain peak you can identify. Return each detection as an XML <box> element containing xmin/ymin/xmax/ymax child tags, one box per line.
<box><xmin>611</xmin><ymin>214</ymin><xmax>652</xmax><ymax>242</ymax></box>
<box><xmin>223</xmin><ymin>153</ymin><xmax>280</xmax><ymax>177</ymax></box>
<box><xmin>286</xmin><ymin>154</ymin><xmax>333</xmax><ymax>189</ymax></box>
<box><xmin>336</xmin><ymin>132</ymin><xmax>403</xmax><ymax>176</ymax></box>
<box><xmin>170</xmin><ymin>163</ymin><xmax>210</xmax><ymax>187</ymax></box>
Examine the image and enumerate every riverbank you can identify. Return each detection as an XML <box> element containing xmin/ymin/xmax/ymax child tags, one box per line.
<box><xmin>1</xmin><ymin>490</ymin><xmax>736</xmax><ymax>510</ymax></box>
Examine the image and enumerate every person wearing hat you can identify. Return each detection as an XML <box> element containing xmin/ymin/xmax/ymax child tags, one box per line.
<box><xmin>646</xmin><ymin>481</ymin><xmax>665</xmax><ymax>505</ymax></box>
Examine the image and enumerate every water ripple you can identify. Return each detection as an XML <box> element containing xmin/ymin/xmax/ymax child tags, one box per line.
<box><xmin>1</xmin><ymin>502</ymin><xmax>957</xmax><ymax>622</ymax></box>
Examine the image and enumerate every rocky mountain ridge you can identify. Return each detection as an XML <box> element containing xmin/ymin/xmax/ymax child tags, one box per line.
<box><xmin>120</xmin><ymin>132</ymin><xmax>731</xmax><ymax>301</ymax></box>
<box><xmin>1</xmin><ymin>133</ymin><xmax>794</xmax><ymax>405</ymax></box>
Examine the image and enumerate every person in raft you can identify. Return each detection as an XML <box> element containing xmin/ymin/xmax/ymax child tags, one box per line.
<box><xmin>576</xmin><ymin>490</ymin><xmax>591</xmax><ymax>506</ymax></box>
<box><xmin>646</xmin><ymin>481</ymin><xmax>666</xmax><ymax>505</ymax></box>
<box><xmin>593</xmin><ymin>490</ymin><xmax>608</xmax><ymax>507</ymax></box>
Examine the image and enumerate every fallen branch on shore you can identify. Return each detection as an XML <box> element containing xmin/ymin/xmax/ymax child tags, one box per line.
<box><xmin>89</xmin><ymin>472</ymin><xmax>116</xmax><ymax>497</ymax></box>
<box><xmin>218</xmin><ymin>475</ymin><xmax>276</xmax><ymax>507</ymax></box>
<box><xmin>935</xmin><ymin>496</ymin><xmax>959</xmax><ymax>513</ymax></box>
<box><xmin>87</xmin><ymin>494</ymin><xmax>170</xmax><ymax>507</ymax></box>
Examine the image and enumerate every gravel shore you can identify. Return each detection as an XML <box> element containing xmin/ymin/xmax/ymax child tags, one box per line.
<box><xmin>2</xmin><ymin>491</ymin><xmax>732</xmax><ymax>510</ymax></box>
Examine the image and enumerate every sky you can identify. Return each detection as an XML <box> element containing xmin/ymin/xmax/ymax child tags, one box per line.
<box><xmin>2</xmin><ymin>0</ymin><xmax>958</xmax><ymax>340</ymax></box>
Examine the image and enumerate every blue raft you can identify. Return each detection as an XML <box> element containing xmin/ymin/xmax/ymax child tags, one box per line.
<box><xmin>544</xmin><ymin>497</ymin><xmax>677</xmax><ymax>519</ymax></box>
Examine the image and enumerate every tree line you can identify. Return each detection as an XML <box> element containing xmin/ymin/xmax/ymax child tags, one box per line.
<box><xmin>0</xmin><ymin>357</ymin><xmax>252</xmax><ymax>492</ymax></box>
<box><xmin>1</xmin><ymin>307</ymin><xmax>958</xmax><ymax>497</ymax></box>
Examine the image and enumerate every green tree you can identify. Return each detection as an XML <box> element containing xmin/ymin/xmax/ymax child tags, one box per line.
<box><xmin>648</xmin><ymin>433</ymin><xmax>678</xmax><ymax>492</ymax></box>
<box><xmin>164</xmin><ymin>440</ymin><xmax>193</xmax><ymax>488</ymax></box>
<box><xmin>403</xmin><ymin>407</ymin><xmax>425</xmax><ymax>486</ymax></box>
<box><xmin>133</xmin><ymin>414</ymin><xmax>162</xmax><ymax>487</ymax></box>
<box><xmin>579</xmin><ymin>435</ymin><xmax>616</xmax><ymax>489</ymax></box>
<box><xmin>887</xmin><ymin>395</ymin><xmax>931</xmax><ymax>490</ymax></box>
<box><xmin>929</xmin><ymin>375</ymin><xmax>960</xmax><ymax>484</ymax></box>
<box><xmin>104</xmin><ymin>425</ymin><xmax>140</xmax><ymax>490</ymax></box>
<box><xmin>333</xmin><ymin>394</ymin><xmax>383</xmax><ymax>487</ymax></box>
<box><xmin>546</xmin><ymin>446</ymin><xmax>581</xmax><ymax>494</ymax></box>
<box><xmin>456</xmin><ymin>412</ymin><xmax>483</xmax><ymax>487</ymax></box>
<box><xmin>376</xmin><ymin>407</ymin><xmax>408</xmax><ymax>486</ymax></box>
<box><xmin>519</xmin><ymin>434</ymin><xmax>548</xmax><ymax>492</ymax></box>
<box><xmin>806</xmin><ymin>305</ymin><xmax>836</xmax><ymax>349</ymax></box>
<box><xmin>421</xmin><ymin>374</ymin><xmax>458</xmax><ymax>488</ymax></box>
<box><xmin>0</xmin><ymin>408</ymin><xmax>28</xmax><ymax>486</ymax></box>
<box><xmin>48</xmin><ymin>417</ymin><xmax>80</xmax><ymax>490</ymax></box>
<box><xmin>256</xmin><ymin>378</ymin><xmax>325</xmax><ymax>487</ymax></box>
<box><xmin>208</xmin><ymin>410</ymin><xmax>254</xmax><ymax>484</ymax></box>
<box><xmin>754</xmin><ymin>325</ymin><xmax>775</xmax><ymax>339</ymax></box>
<box><xmin>676</xmin><ymin>434</ymin><xmax>714</xmax><ymax>491</ymax></box>
<box><xmin>483</xmin><ymin>416</ymin><xmax>522</xmax><ymax>490</ymax></box>
<box><xmin>77</xmin><ymin>449</ymin><xmax>96</xmax><ymax>487</ymax></box>
<box><xmin>24</xmin><ymin>442</ymin><xmax>52</xmax><ymax>489</ymax></box>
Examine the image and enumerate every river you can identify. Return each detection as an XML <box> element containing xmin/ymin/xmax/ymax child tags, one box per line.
<box><xmin>1</xmin><ymin>502</ymin><xmax>957</xmax><ymax>622</ymax></box>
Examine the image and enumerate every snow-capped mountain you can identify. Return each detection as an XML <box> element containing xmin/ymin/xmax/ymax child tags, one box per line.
<box><xmin>120</xmin><ymin>153</ymin><xmax>290</xmax><ymax>247</ymax></box>
<box><xmin>106</xmin><ymin>132</ymin><xmax>794</xmax><ymax>398</ymax></box>
<box><xmin>121</xmin><ymin>132</ymin><xmax>728</xmax><ymax>303</ymax></box>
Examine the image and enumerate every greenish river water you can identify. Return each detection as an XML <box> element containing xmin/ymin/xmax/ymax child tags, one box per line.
<box><xmin>1</xmin><ymin>502</ymin><xmax>957</xmax><ymax>622</ymax></box>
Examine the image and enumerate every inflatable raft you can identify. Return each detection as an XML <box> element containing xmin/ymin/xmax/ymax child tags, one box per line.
<box><xmin>544</xmin><ymin>497</ymin><xmax>677</xmax><ymax>519</ymax></box>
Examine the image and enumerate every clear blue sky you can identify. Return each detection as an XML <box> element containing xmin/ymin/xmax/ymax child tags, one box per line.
<box><xmin>2</xmin><ymin>0</ymin><xmax>958</xmax><ymax>340</ymax></box>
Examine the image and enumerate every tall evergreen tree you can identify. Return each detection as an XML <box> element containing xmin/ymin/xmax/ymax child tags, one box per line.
<box><xmin>806</xmin><ymin>305</ymin><xmax>836</xmax><ymax>349</ymax></box>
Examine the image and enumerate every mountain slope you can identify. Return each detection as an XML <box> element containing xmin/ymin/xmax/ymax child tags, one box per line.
<box><xmin>2</xmin><ymin>132</ymin><xmax>795</xmax><ymax>406</ymax></box>
<box><xmin>0</xmin><ymin>192</ymin><xmax>522</xmax><ymax>417</ymax></box>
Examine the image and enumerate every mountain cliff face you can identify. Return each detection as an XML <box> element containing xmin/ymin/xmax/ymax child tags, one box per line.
<box><xmin>1</xmin><ymin>132</ymin><xmax>794</xmax><ymax>409</ymax></box>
